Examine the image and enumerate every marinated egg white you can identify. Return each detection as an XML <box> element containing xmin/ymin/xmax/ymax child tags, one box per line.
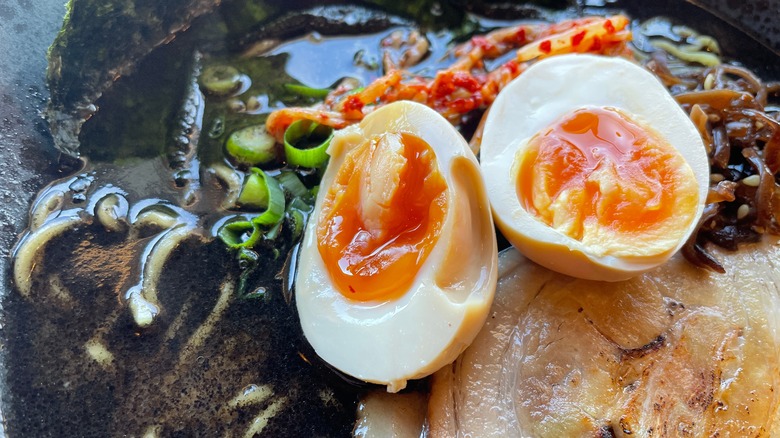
<box><xmin>296</xmin><ymin>101</ymin><xmax>497</xmax><ymax>392</ymax></box>
<box><xmin>480</xmin><ymin>54</ymin><xmax>709</xmax><ymax>281</ymax></box>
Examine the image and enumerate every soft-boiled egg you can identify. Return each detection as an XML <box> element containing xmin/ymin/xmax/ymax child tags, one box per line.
<box><xmin>296</xmin><ymin>100</ymin><xmax>497</xmax><ymax>392</ymax></box>
<box><xmin>480</xmin><ymin>54</ymin><xmax>709</xmax><ymax>281</ymax></box>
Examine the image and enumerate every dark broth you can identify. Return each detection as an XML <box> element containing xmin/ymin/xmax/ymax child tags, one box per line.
<box><xmin>4</xmin><ymin>1</ymin><xmax>779</xmax><ymax>436</ymax></box>
<box><xmin>4</xmin><ymin>5</ymin><xmax>487</xmax><ymax>436</ymax></box>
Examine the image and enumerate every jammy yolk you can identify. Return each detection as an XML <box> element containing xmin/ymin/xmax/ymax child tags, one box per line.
<box><xmin>516</xmin><ymin>107</ymin><xmax>698</xmax><ymax>255</ymax></box>
<box><xmin>317</xmin><ymin>132</ymin><xmax>448</xmax><ymax>301</ymax></box>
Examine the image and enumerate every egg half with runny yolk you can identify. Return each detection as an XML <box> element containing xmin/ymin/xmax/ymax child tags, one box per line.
<box><xmin>295</xmin><ymin>100</ymin><xmax>498</xmax><ymax>392</ymax></box>
<box><xmin>480</xmin><ymin>54</ymin><xmax>709</xmax><ymax>281</ymax></box>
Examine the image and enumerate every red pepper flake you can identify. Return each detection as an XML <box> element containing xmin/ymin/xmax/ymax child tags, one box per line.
<box><xmin>539</xmin><ymin>40</ymin><xmax>552</xmax><ymax>54</ymax></box>
<box><xmin>504</xmin><ymin>60</ymin><xmax>520</xmax><ymax>75</ymax></box>
<box><xmin>571</xmin><ymin>30</ymin><xmax>586</xmax><ymax>47</ymax></box>
<box><xmin>513</xmin><ymin>28</ymin><xmax>527</xmax><ymax>45</ymax></box>
<box><xmin>431</xmin><ymin>72</ymin><xmax>455</xmax><ymax>100</ymax></box>
<box><xmin>452</xmin><ymin>71</ymin><xmax>481</xmax><ymax>93</ymax></box>
<box><xmin>342</xmin><ymin>95</ymin><xmax>364</xmax><ymax>112</ymax></box>
<box><xmin>320</xmin><ymin>112</ymin><xmax>330</xmax><ymax>121</ymax></box>
<box><xmin>604</xmin><ymin>19</ymin><xmax>615</xmax><ymax>34</ymax></box>
<box><xmin>471</xmin><ymin>36</ymin><xmax>494</xmax><ymax>52</ymax></box>
<box><xmin>590</xmin><ymin>36</ymin><xmax>602</xmax><ymax>52</ymax></box>
<box><xmin>448</xmin><ymin>96</ymin><xmax>480</xmax><ymax>114</ymax></box>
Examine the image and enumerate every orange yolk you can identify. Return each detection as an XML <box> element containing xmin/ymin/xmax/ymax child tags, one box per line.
<box><xmin>516</xmin><ymin>107</ymin><xmax>698</xmax><ymax>246</ymax></box>
<box><xmin>317</xmin><ymin>132</ymin><xmax>448</xmax><ymax>301</ymax></box>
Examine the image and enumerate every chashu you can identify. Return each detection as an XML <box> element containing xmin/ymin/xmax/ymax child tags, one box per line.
<box><xmin>428</xmin><ymin>238</ymin><xmax>780</xmax><ymax>437</ymax></box>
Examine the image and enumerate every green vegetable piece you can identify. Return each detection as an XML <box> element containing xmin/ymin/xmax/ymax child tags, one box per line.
<box><xmin>237</xmin><ymin>171</ymin><xmax>267</xmax><ymax>209</ymax></box>
<box><xmin>286</xmin><ymin>208</ymin><xmax>306</xmax><ymax>241</ymax></box>
<box><xmin>237</xmin><ymin>168</ymin><xmax>282</xmax><ymax>210</ymax></box>
<box><xmin>218</xmin><ymin>220</ymin><xmax>261</xmax><ymax>249</ymax></box>
<box><xmin>247</xmin><ymin>168</ymin><xmax>286</xmax><ymax>226</ymax></box>
<box><xmin>263</xmin><ymin>220</ymin><xmax>283</xmax><ymax>241</ymax></box>
<box><xmin>226</xmin><ymin>125</ymin><xmax>278</xmax><ymax>166</ymax></box>
<box><xmin>238</xmin><ymin>247</ymin><xmax>259</xmax><ymax>264</ymax></box>
<box><xmin>277</xmin><ymin>171</ymin><xmax>310</xmax><ymax>200</ymax></box>
<box><xmin>284</xmin><ymin>83</ymin><xmax>331</xmax><ymax>99</ymax></box>
<box><xmin>288</xmin><ymin>196</ymin><xmax>312</xmax><ymax>212</ymax></box>
<box><xmin>200</xmin><ymin>65</ymin><xmax>243</xmax><ymax>96</ymax></box>
<box><xmin>284</xmin><ymin>120</ymin><xmax>333</xmax><ymax>168</ymax></box>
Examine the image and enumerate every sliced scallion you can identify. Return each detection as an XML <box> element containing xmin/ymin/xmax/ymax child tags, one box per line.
<box><xmin>200</xmin><ymin>65</ymin><xmax>242</xmax><ymax>96</ymax></box>
<box><xmin>237</xmin><ymin>171</ymin><xmax>269</xmax><ymax>210</ymax></box>
<box><xmin>288</xmin><ymin>196</ymin><xmax>312</xmax><ymax>212</ymax></box>
<box><xmin>248</xmin><ymin>168</ymin><xmax>285</xmax><ymax>226</ymax></box>
<box><xmin>286</xmin><ymin>208</ymin><xmax>306</xmax><ymax>241</ymax></box>
<box><xmin>263</xmin><ymin>220</ymin><xmax>283</xmax><ymax>241</ymax></box>
<box><xmin>284</xmin><ymin>120</ymin><xmax>332</xmax><ymax>168</ymax></box>
<box><xmin>226</xmin><ymin>125</ymin><xmax>278</xmax><ymax>166</ymax></box>
<box><xmin>285</xmin><ymin>197</ymin><xmax>313</xmax><ymax>243</ymax></box>
<box><xmin>284</xmin><ymin>83</ymin><xmax>331</xmax><ymax>99</ymax></box>
<box><xmin>218</xmin><ymin>220</ymin><xmax>260</xmax><ymax>249</ymax></box>
<box><xmin>276</xmin><ymin>171</ymin><xmax>310</xmax><ymax>200</ymax></box>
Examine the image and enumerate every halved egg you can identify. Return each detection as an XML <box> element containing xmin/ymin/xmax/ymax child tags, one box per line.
<box><xmin>295</xmin><ymin>100</ymin><xmax>497</xmax><ymax>392</ymax></box>
<box><xmin>480</xmin><ymin>54</ymin><xmax>709</xmax><ymax>281</ymax></box>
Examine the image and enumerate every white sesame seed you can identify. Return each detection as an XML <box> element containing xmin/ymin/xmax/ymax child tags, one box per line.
<box><xmin>704</xmin><ymin>73</ymin><xmax>715</xmax><ymax>90</ymax></box>
<box><xmin>737</xmin><ymin>204</ymin><xmax>751</xmax><ymax>220</ymax></box>
<box><xmin>742</xmin><ymin>174</ymin><xmax>761</xmax><ymax>187</ymax></box>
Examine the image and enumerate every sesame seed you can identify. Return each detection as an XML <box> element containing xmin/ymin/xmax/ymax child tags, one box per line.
<box><xmin>742</xmin><ymin>175</ymin><xmax>761</xmax><ymax>187</ymax></box>
<box><xmin>737</xmin><ymin>204</ymin><xmax>750</xmax><ymax>220</ymax></box>
<box><xmin>704</xmin><ymin>73</ymin><xmax>715</xmax><ymax>90</ymax></box>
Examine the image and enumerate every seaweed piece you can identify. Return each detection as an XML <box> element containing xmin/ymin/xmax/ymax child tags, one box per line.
<box><xmin>77</xmin><ymin>43</ymin><xmax>200</xmax><ymax>163</ymax></box>
<box><xmin>43</xmin><ymin>0</ymin><xmax>474</xmax><ymax>158</ymax></box>
<box><xmin>46</xmin><ymin>0</ymin><xmax>219</xmax><ymax>156</ymax></box>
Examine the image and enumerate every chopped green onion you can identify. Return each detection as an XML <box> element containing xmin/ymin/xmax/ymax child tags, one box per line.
<box><xmin>286</xmin><ymin>208</ymin><xmax>306</xmax><ymax>240</ymax></box>
<box><xmin>236</xmin><ymin>248</ymin><xmax>265</xmax><ymax>299</ymax></box>
<box><xmin>248</xmin><ymin>168</ymin><xmax>285</xmax><ymax>226</ymax></box>
<box><xmin>288</xmin><ymin>197</ymin><xmax>312</xmax><ymax>212</ymax></box>
<box><xmin>277</xmin><ymin>171</ymin><xmax>310</xmax><ymax>200</ymax></box>
<box><xmin>284</xmin><ymin>120</ymin><xmax>332</xmax><ymax>168</ymax></box>
<box><xmin>264</xmin><ymin>220</ymin><xmax>283</xmax><ymax>241</ymax></box>
<box><xmin>237</xmin><ymin>171</ymin><xmax>269</xmax><ymax>210</ymax></box>
<box><xmin>285</xmin><ymin>197</ymin><xmax>313</xmax><ymax>243</ymax></box>
<box><xmin>284</xmin><ymin>83</ymin><xmax>331</xmax><ymax>99</ymax></box>
<box><xmin>226</xmin><ymin>125</ymin><xmax>278</xmax><ymax>166</ymax></box>
<box><xmin>238</xmin><ymin>247</ymin><xmax>259</xmax><ymax>264</ymax></box>
<box><xmin>200</xmin><ymin>65</ymin><xmax>243</xmax><ymax>96</ymax></box>
<box><xmin>218</xmin><ymin>220</ymin><xmax>260</xmax><ymax>249</ymax></box>
<box><xmin>221</xmin><ymin>170</ymin><xmax>285</xmax><ymax>250</ymax></box>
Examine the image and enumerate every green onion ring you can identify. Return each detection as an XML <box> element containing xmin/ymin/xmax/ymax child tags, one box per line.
<box><xmin>226</xmin><ymin>124</ymin><xmax>278</xmax><ymax>166</ymax></box>
<box><xmin>283</xmin><ymin>120</ymin><xmax>332</xmax><ymax>168</ymax></box>
<box><xmin>200</xmin><ymin>65</ymin><xmax>243</xmax><ymax>96</ymax></box>
<box><xmin>249</xmin><ymin>168</ymin><xmax>285</xmax><ymax>226</ymax></box>
<box><xmin>218</xmin><ymin>220</ymin><xmax>260</xmax><ymax>249</ymax></box>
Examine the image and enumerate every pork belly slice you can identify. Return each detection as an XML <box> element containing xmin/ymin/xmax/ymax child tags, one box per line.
<box><xmin>428</xmin><ymin>239</ymin><xmax>780</xmax><ymax>437</ymax></box>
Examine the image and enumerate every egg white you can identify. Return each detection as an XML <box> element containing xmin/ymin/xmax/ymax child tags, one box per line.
<box><xmin>480</xmin><ymin>54</ymin><xmax>709</xmax><ymax>281</ymax></box>
<box><xmin>295</xmin><ymin>101</ymin><xmax>497</xmax><ymax>392</ymax></box>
